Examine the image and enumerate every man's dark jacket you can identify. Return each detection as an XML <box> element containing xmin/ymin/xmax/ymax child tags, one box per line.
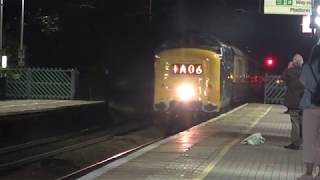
<box><xmin>282</xmin><ymin>66</ymin><xmax>304</xmax><ymax>109</ymax></box>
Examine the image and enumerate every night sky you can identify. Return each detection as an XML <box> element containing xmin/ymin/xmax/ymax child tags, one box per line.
<box><xmin>3</xmin><ymin>0</ymin><xmax>318</xmax><ymax>100</ymax></box>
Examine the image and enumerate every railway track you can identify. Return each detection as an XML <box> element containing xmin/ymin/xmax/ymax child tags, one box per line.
<box><xmin>56</xmin><ymin>124</ymin><xmax>205</xmax><ymax>179</ymax></box>
<box><xmin>0</xmin><ymin>110</ymin><xmax>218</xmax><ymax>179</ymax></box>
<box><xmin>0</xmin><ymin>120</ymin><xmax>150</xmax><ymax>171</ymax></box>
<box><xmin>57</xmin><ymin>138</ymin><xmax>160</xmax><ymax>180</ymax></box>
<box><xmin>0</xmin><ymin>128</ymin><xmax>100</xmax><ymax>155</ymax></box>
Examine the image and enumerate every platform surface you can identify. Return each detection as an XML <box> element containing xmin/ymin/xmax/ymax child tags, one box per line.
<box><xmin>0</xmin><ymin>100</ymin><xmax>103</xmax><ymax>117</ymax></box>
<box><xmin>79</xmin><ymin>103</ymin><xmax>303</xmax><ymax>180</ymax></box>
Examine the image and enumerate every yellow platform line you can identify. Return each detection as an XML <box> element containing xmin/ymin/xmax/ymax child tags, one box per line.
<box><xmin>194</xmin><ymin>106</ymin><xmax>272</xmax><ymax>180</ymax></box>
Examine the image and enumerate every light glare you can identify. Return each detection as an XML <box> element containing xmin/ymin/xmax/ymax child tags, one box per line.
<box><xmin>315</xmin><ymin>16</ymin><xmax>320</xmax><ymax>27</ymax></box>
<box><xmin>302</xmin><ymin>15</ymin><xmax>313</xmax><ymax>33</ymax></box>
<box><xmin>177</xmin><ymin>83</ymin><xmax>195</xmax><ymax>101</ymax></box>
<box><xmin>317</xmin><ymin>6</ymin><xmax>320</xmax><ymax>15</ymax></box>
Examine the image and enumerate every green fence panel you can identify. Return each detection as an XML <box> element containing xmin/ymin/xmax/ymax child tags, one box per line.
<box><xmin>4</xmin><ymin>68</ymin><xmax>78</xmax><ymax>99</ymax></box>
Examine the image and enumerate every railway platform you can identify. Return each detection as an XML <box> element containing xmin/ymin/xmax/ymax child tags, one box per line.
<box><xmin>0</xmin><ymin>100</ymin><xmax>107</xmax><ymax>147</ymax></box>
<box><xmin>78</xmin><ymin>103</ymin><xmax>304</xmax><ymax>180</ymax></box>
<box><xmin>0</xmin><ymin>99</ymin><xmax>103</xmax><ymax>117</ymax></box>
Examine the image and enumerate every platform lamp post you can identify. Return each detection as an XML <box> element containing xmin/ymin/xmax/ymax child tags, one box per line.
<box><xmin>148</xmin><ymin>0</ymin><xmax>152</xmax><ymax>22</ymax></box>
<box><xmin>18</xmin><ymin>0</ymin><xmax>25</xmax><ymax>67</ymax></box>
<box><xmin>0</xmin><ymin>0</ymin><xmax>6</xmax><ymax>69</ymax></box>
<box><xmin>0</xmin><ymin>0</ymin><xmax>4</xmax><ymax>100</ymax></box>
<box><xmin>0</xmin><ymin>0</ymin><xmax>3</xmax><ymax>65</ymax></box>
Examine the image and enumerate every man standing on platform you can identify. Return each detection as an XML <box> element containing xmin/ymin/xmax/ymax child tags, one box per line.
<box><xmin>282</xmin><ymin>54</ymin><xmax>304</xmax><ymax>150</ymax></box>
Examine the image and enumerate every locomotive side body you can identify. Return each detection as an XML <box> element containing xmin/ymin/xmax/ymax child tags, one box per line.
<box><xmin>231</xmin><ymin>47</ymin><xmax>249</xmax><ymax>104</ymax></box>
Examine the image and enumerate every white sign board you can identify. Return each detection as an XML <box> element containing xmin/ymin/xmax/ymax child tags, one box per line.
<box><xmin>302</xmin><ymin>15</ymin><xmax>312</xmax><ymax>33</ymax></box>
<box><xmin>264</xmin><ymin>0</ymin><xmax>312</xmax><ymax>15</ymax></box>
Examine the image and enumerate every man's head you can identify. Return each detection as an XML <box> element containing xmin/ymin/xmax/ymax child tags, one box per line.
<box><xmin>292</xmin><ymin>54</ymin><xmax>304</xmax><ymax>67</ymax></box>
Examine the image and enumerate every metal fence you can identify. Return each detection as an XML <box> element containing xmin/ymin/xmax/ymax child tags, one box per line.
<box><xmin>264</xmin><ymin>75</ymin><xmax>287</xmax><ymax>104</ymax></box>
<box><xmin>3</xmin><ymin>68</ymin><xmax>79</xmax><ymax>99</ymax></box>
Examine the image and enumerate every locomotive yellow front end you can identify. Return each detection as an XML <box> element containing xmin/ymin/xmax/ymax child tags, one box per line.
<box><xmin>153</xmin><ymin>48</ymin><xmax>221</xmax><ymax>119</ymax></box>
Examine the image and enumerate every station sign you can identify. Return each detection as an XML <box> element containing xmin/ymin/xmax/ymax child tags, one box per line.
<box><xmin>264</xmin><ymin>0</ymin><xmax>312</xmax><ymax>15</ymax></box>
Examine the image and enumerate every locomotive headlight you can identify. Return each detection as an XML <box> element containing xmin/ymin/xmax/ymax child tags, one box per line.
<box><xmin>177</xmin><ymin>83</ymin><xmax>195</xmax><ymax>101</ymax></box>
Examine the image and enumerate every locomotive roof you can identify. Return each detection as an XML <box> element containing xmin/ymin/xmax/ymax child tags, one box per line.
<box><xmin>158</xmin><ymin>33</ymin><xmax>225</xmax><ymax>50</ymax></box>
<box><xmin>231</xmin><ymin>46</ymin><xmax>245</xmax><ymax>57</ymax></box>
<box><xmin>157</xmin><ymin>33</ymin><xmax>246</xmax><ymax>56</ymax></box>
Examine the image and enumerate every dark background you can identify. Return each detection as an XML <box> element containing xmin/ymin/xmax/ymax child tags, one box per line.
<box><xmin>3</xmin><ymin>0</ymin><xmax>318</xmax><ymax>109</ymax></box>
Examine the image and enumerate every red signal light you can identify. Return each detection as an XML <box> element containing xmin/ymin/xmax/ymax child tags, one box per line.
<box><xmin>267</xmin><ymin>59</ymin><xmax>273</xmax><ymax>65</ymax></box>
<box><xmin>264</xmin><ymin>56</ymin><xmax>275</xmax><ymax>68</ymax></box>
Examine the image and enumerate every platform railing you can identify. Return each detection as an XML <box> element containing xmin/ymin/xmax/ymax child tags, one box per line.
<box><xmin>264</xmin><ymin>75</ymin><xmax>287</xmax><ymax>104</ymax></box>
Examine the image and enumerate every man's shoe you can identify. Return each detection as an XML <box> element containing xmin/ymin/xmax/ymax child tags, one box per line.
<box><xmin>284</xmin><ymin>144</ymin><xmax>300</xmax><ymax>150</ymax></box>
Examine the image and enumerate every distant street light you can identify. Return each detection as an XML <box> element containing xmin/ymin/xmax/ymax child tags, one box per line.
<box><xmin>1</xmin><ymin>55</ymin><xmax>7</xmax><ymax>68</ymax></box>
<box><xmin>18</xmin><ymin>0</ymin><xmax>25</xmax><ymax>67</ymax></box>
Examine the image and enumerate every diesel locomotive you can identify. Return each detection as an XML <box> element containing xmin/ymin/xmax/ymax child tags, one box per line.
<box><xmin>153</xmin><ymin>34</ymin><xmax>249</xmax><ymax>128</ymax></box>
